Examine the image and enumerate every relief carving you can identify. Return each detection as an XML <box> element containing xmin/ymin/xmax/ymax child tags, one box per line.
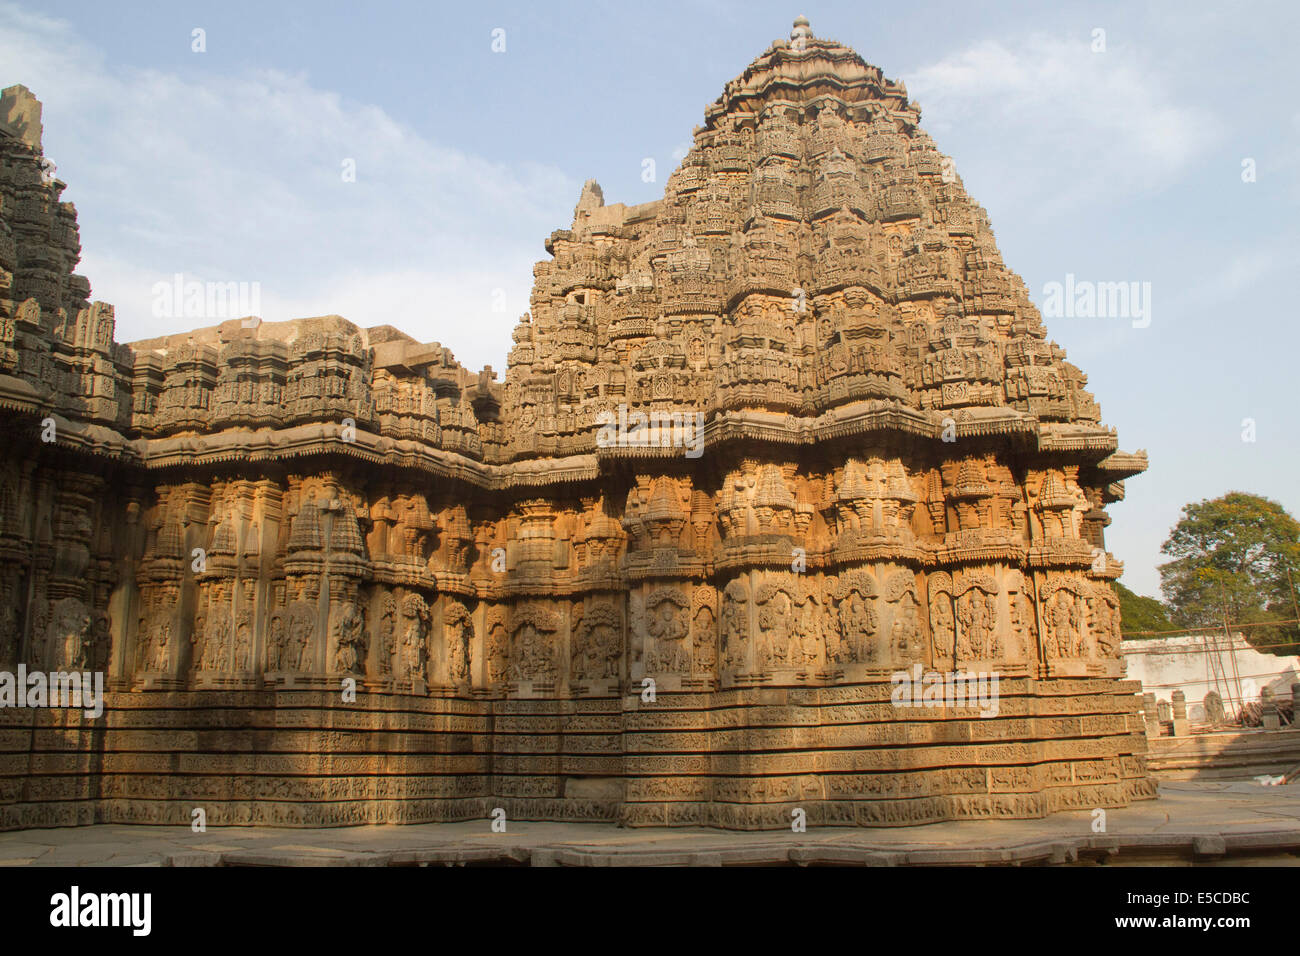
<box><xmin>720</xmin><ymin>578</ymin><xmax>750</xmax><ymax>672</ymax></box>
<box><xmin>0</xmin><ymin>22</ymin><xmax>1155</xmax><ymax>828</ymax></box>
<box><xmin>442</xmin><ymin>600</ymin><xmax>473</xmax><ymax>685</ymax></box>
<box><xmin>644</xmin><ymin>587</ymin><xmax>690</xmax><ymax>674</ymax></box>
<box><xmin>332</xmin><ymin>601</ymin><xmax>366</xmax><ymax>675</ymax></box>
<box><xmin>571</xmin><ymin>603</ymin><xmax>621</xmax><ymax>681</ymax></box>
<box><xmin>831</xmin><ymin>570</ymin><xmax>879</xmax><ymax>664</ymax></box>
<box><xmin>690</xmin><ymin>586</ymin><xmax>717</xmax><ymax>677</ymax></box>
<box><xmin>511</xmin><ymin>604</ymin><xmax>558</xmax><ymax>683</ymax></box>
<box><xmin>400</xmin><ymin>594</ymin><xmax>430</xmax><ymax>682</ymax></box>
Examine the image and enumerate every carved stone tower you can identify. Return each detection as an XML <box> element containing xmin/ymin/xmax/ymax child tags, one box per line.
<box><xmin>0</xmin><ymin>21</ymin><xmax>1152</xmax><ymax>830</ymax></box>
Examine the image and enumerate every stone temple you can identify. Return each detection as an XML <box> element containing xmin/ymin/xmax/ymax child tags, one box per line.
<box><xmin>0</xmin><ymin>18</ymin><xmax>1153</xmax><ymax>829</ymax></box>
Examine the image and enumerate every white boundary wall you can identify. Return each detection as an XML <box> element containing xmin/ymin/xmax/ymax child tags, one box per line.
<box><xmin>1121</xmin><ymin>633</ymin><xmax>1300</xmax><ymax>721</ymax></box>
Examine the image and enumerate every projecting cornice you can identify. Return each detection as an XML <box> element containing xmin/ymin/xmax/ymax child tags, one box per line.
<box><xmin>2</xmin><ymin>381</ymin><xmax>1137</xmax><ymax>490</ymax></box>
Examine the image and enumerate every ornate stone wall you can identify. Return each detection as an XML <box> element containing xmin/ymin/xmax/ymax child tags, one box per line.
<box><xmin>0</xmin><ymin>20</ymin><xmax>1155</xmax><ymax>831</ymax></box>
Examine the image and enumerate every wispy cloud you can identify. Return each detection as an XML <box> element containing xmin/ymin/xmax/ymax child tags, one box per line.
<box><xmin>0</xmin><ymin>2</ymin><xmax>575</xmax><ymax>372</ymax></box>
<box><xmin>907</xmin><ymin>32</ymin><xmax>1221</xmax><ymax>217</ymax></box>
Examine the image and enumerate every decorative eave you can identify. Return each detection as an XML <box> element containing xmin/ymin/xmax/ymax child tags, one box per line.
<box><xmin>0</xmin><ymin>379</ymin><xmax>138</xmax><ymax>460</ymax></box>
<box><xmin>0</xmin><ymin>372</ymin><xmax>46</xmax><ymax>413</ymax></box>
<box><xmin>1034</xmin><ymin>422</ymin><xmax>1121</xmax><ymax>457</ymax></box>
<box><xmin>135</xmin><ymin>423</ymin><xmax>602</xmax><ymax>491</ymax></box>
<box><xmin>1095</xmin><ymin>449</ymin><xmax>1149</xmax><ymax>479</ymax></box>
<box><xmin>10</xmin><ymin>391</ymin><xmax>1132</xmax><ymax>486</ymax></box>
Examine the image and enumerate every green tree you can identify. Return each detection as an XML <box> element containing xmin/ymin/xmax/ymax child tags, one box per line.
<box><xmin>1115</xmin><ymin>581</ymin><xmax>1173</xmax><ymax>636</ymax></box>
<box><xmin>1158</xmin><ymin>492</ymin><xmax>1300</xmax><ymax>655</ymax></box>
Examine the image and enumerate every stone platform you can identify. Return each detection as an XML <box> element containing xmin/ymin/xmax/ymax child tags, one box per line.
<box><xmin>3</xmin><ymin>781</ymin><xmax>1299</xmax><ymax>866</ymax></box>
<box><xmin>1147</xmin><ymin>728</ymin><xmax>1300</xmax><ymax>781</ymax></box>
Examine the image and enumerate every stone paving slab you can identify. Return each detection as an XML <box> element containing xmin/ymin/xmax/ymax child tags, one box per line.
<box><xmin>2</xmin><ymin>782</ymin><xmax>1299</xmax><ymax>866</ymax></box>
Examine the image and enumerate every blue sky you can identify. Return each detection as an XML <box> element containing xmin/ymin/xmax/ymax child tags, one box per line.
<box><xmin>3</xmin><ymin>0</ymin><xmax>1297</xmax><ymax>599</ymax></box>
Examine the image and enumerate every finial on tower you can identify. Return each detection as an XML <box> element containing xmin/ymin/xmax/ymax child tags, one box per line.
<box><xmin>0</xmin><ymin>84</ymin><xmax>43</xmax><ymax>149</ymax></box>
<box><xmin>573</xmin><ymin>178</ymin><xmax>605</xmax><ymax>222</ymax></box>
<box><xmin>790</xmin><ymin>15</ymin><xmax>812</xmax><ymax>52</ymax></box>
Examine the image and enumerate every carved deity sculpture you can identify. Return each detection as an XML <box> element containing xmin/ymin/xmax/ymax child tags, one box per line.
<box><xmin>891</xmin><ymin>591</ymin><xmax>923</xmax><ymax>664</ymax></box>
<box><xmin>931</xmin><ymin>593</ymin><xmax>955</xmax><ymax>659</ymax></box>
<box><xmin>720</xmin><ymin>581</ymin><xmax>749</xmax><ymax>671</ymax></box>
<box><xmin>1048</xmin><ymin>592</ymin><xmax>1077</xmax><ymax>659</ymax></box>
<box><xmin>645</xmin><ymin>589</ymin><xmax>690</xmax><ymax>674</ymax></box>
<box><xmin>401</xmin><ymin>595</ymin><xmax>430</xmax><ymax>682</ymax></box>
<box><xmin>267</xmin><ymin>613</ymin><xmax>285</xmax><ymax>671</ymax></box>
<box><xmin>443</xmin><ymin>602</ymin><xmax>472</xmax><ymax>684</ymax></box>
<box><xmin>333</xmin><ymin>602</ymin><xmax>366</xmax><ymax>674</ymax></box>
<box><xmin>287</xmin><ymin>602</ymin><xmax>316</xmax><ymax>671</ymax></box>
<box><xmin>839</xmin><ymin>590</ymin><xmax>876</xmax><ymax>662</ymax></box>
<box><xmin>487</xmin><ymin>623</ymin><xmax>508</xmax><ymax>684</ymax></box>
<box><xmin>46</xmin><ymin>598</ymin><xmax>90</xmax><ymax>671</ymax></box>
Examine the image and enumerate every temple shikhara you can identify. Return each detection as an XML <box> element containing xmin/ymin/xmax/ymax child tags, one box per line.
<box><xmin>0</xmin><ymin>18</ymin><xmax>1154</xmax><ymax>829</ymax></box>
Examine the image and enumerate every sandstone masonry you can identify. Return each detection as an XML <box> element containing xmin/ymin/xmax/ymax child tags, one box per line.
<box><xmin>0</xmin><ymin>20</ymin><xmax>1154</xmax><ymax>830</ymax></box>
